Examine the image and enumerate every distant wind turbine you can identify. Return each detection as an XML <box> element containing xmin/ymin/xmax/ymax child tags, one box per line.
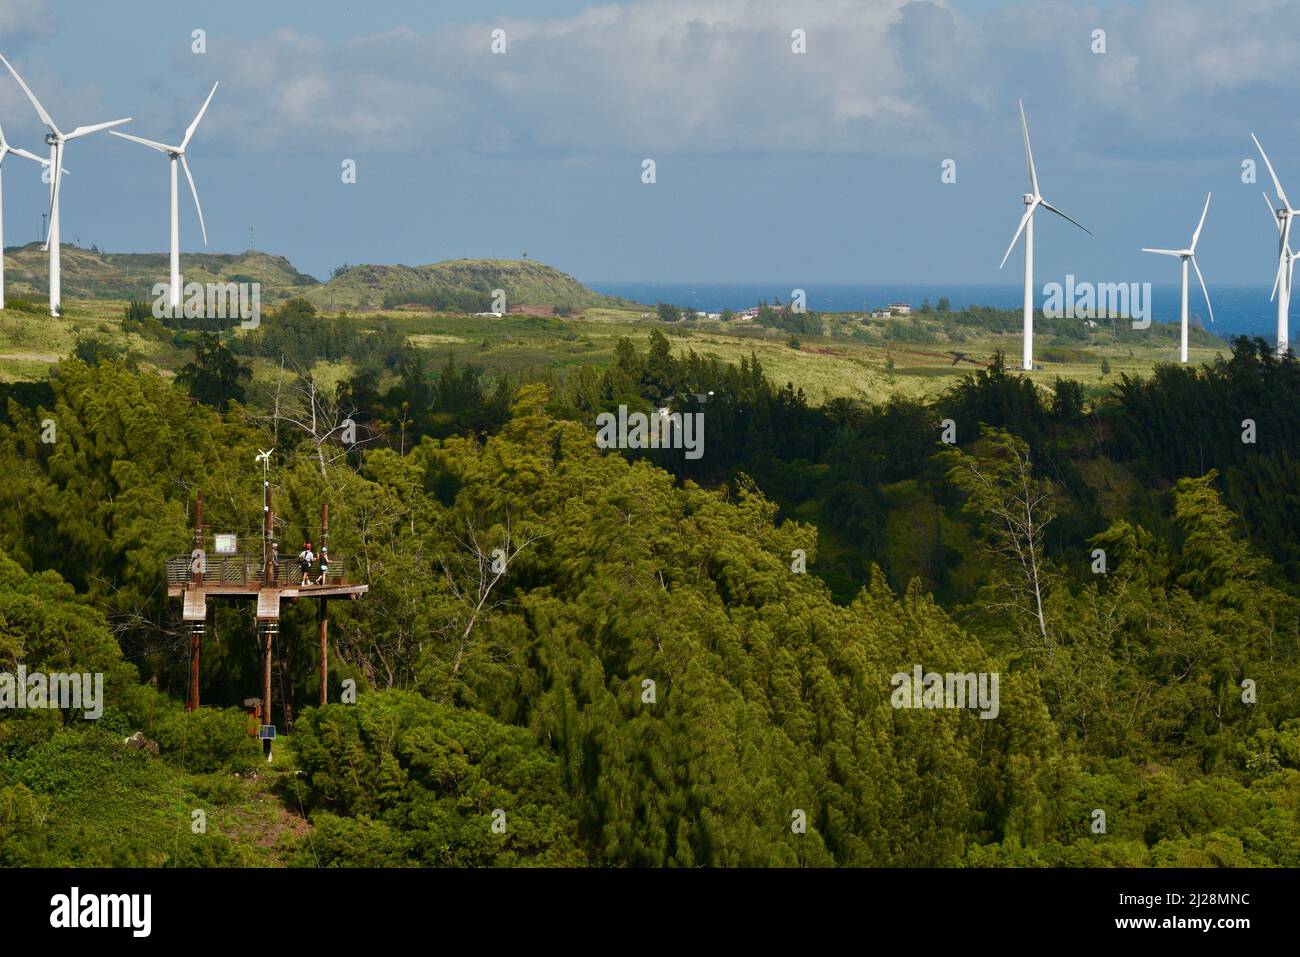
<box><xmin>1141</xmin><ymin>193</ymin><xmax>1214</xmax><ymax>365</ymax></box>
<box><xmin>0</xmin><ymin>119</ymin><xmax>65</xmax><ymax>310</ymax></box>
<box><xmin>999</xmin><ymin>99</ymin><xmax>1091</xmax><ymax>372</ymax></box>
<box><xmin>110</xmin><ymin>83</ymin><xmax>218</xmax><ymax>314</ymax></box>
<box><xmin>0</xmin><ymin>53</ymin><xmax>130</xmax><ymax>317</ymax></box>
<box><xmin>1252</xmin><ymin>133</ymin><xmax>1296</xmax><ymax>355</ymax></box>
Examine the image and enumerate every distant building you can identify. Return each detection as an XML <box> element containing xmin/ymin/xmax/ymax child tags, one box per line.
<box><xmin>888</xmin><ymin>302</ymin><xmax>912</xmax><ymax>315</ymax></box>
<box><xmin>870</xmin><ymin>309</ymin><xmax>892</xmax><ymax>319</ymax></box>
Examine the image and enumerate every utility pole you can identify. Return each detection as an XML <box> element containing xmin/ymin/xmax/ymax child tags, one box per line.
<box><xmin>319</xmin><ymin>503</ymin><xmax>329</xmax><ymax>707</ymax></box>
<box><xmin>250</xmin><ymin>224</ymin><xmax>255</xmax><ymax>251</ymax></box>
<box><xmin>40</xmin><ymin>213</ymin><xmax>46</xmax><ymax>244</ymax></box>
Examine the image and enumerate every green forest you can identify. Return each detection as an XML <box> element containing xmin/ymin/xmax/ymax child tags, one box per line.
<box><xmin>1</xmin><ymin>302</ymin><xmax>1298</xmax><ymax>867</ymax></box>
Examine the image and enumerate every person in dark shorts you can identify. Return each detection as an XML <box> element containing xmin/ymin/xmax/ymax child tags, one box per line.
<box><xmin>298</xmin><ymin>542</ymin><xmax>315</xmax><ymax>586</ymax></box>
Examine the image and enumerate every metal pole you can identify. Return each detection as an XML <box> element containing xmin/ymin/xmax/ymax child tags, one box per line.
<box><xmin>263</xmin><ymin>479</ymin><xmax>273</xmax><ymax>586</ymax></box>
<box><xmin>193</xmin><ymin>491</ymin><xmax>204</xmax><ymax>587</ymax></box>
<box><xmin>320</xmin><ymin>503</ymin><xmax>329</xmax><ymax>706</ymax></box>
<box><xmin>188</xmin><ymin>491</ymin><xmax>204</xmax><ymax>712</ymax></box>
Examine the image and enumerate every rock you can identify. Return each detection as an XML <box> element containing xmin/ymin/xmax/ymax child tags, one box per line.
<box><xmin>123</xmin><ymin>731</ymin><xmax>160</xmax><ymax>755</ymax></box>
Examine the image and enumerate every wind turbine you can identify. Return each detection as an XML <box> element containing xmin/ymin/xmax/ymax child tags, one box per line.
<box><xmin>110</xmin><ymin>83</ymin><xmax>217</xmax><ymax>315</ymax></box>
<box><xmin>1000</xmin><ymin>99</ymin><xmax>1091</xmax><ymax>371</ymax></box>
<box><xmin>0</xmin><ymin>120</ymin><xmax>65</xmax><ymax>310</ymax></box>
<box><xmin>1262</xmin><ymin>192</ymin><xmax>1296</xmax><ymax>320</ymax></box>
<box><xmin>1252</xmin><ymin>133</ymin><xmax>1296</xmax><ymax>355</ymax></box>
<box><xmin>1141</xmin><ymin>193</ymin><xmax>1214</xmax><ymax>364</ymax></box>
<box><xmin>0</xmin><ymin>53</ymin><xmax>130</xmax><ymax>317</ymax></box>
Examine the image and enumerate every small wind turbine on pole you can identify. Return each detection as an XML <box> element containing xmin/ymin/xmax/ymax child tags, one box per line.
<box><xmin>0</xmin><ymin>120</ymin><xmax>65</xmax><ymax>310</ymax></box>
<box><xmin>0</xmin><ymin>53</ymin><xmax>130</xmax><ymax>317</ymax></box>
<box><xmin>110</xmin><ymin>83</ymin><xmax>217</xmax><ymax>315</ymax></box>
<box><xmin>1141</xmin><ymin>193</ymin><xmax>1214</xmax><ymax>364</ymax></box>
<box><xmin>1252</xmin><ymin>134</ymin><xmax>1296</xmax><ymax>356</ymax></box>
<box><xmin>999</xmin><ymin>99</ymin><xmax>1091</xmax><ymax>372</ymax></box>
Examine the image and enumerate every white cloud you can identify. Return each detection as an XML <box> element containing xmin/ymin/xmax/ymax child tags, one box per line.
<box><xmin>191</xmin><ymin>0</ymin><xmax>1300</xmax><ymax>163</ymax></box>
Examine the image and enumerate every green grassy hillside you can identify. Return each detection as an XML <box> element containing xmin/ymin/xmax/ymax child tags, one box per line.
<box><xmin>1</xmin><ymin>244</ymin><xmax>319</xmax><ymax>303</ymax></box>
<box><xmin>303</xmin><ymin>258</ymin><xmax>632</xmax><ymax>312</ymax></box>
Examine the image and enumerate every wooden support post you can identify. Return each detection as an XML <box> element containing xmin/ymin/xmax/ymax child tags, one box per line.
<box><xmin>188</xmin><ymin>626</ymin><xmax>201</xmax><ymax>713</ymax></box>
<box><xmin>319</xmin><ymin>598</ymin><xmax>329</xmax><ymax>707</ymax></box>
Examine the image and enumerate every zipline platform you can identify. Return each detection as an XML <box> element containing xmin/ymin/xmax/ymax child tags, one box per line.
<box><xmin>170</xmin><ymin>488</ymin><xmax>368</xmax><ymax>723</ymax></box>
<box><xmin>166</xmin><ymin>554</ymin><xmax>367</xmax><ymax>618</ymax></box>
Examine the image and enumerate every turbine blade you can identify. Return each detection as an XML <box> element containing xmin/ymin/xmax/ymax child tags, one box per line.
<box><xmin>1252</xmin><ymin>132</ymin><xmax>1291</xmax><ymax>209</ymax></box>
<box><xmin>0</xmin><ymin>119</ymin><xmax>6</xmax><ymax>151</ymax></box>
<box><xmin>1271</xmin><ymin>255</ymin><xmax>1284</xmax><ymax>302</ymax></box>
<box><xmin>1019</xmin><ymin>99</ymin><xmax>1038</xmax><ymax>195</ymax></box>
<box><xmin>1039</xmin><ymin>198</ymin><xmax>1091</xmax><ymax>234</ymax></box>
<box><xmin>181</xmin><ymin>155</ymin><xmax>207</xmax><ymax>246</ymax></box>
<box><xmin>999</xmin><ymin>198</ymin><xmax>1039</xmax><ymax>269</ymax></box>
<box><xmin>1190</xmin><ymin>255</ymin><xmax>1214</xmax><ymax>324</ymax></box>
<box><xmin>181</xmin><ymin>81</ymin><xmax>218</xmax><ymax>150</ymax></box>
<box><xmin>0</xmin><ymin>53</ymin><xmax>60</xmax><ymax>134</ymax></box>
<box><xmin>1141</xmin><ymin>248</ymin><xmax>1183</xmax><ymax>256</ymax></box>
<box><xmin>1190</xmin><ymin>192</ymin><xmax>1210</xmax><ymax>251</ymax></box>
<box><xmin>109</xmin><ymin>130</ymin><xmax>173</xmax><ymax>153</ymax></box>
<box><xmin>67</xmin><ymin>118</ymin><xmax>131</xmax><ymax>139</ymax></box>
<box><xmin>9</xmin><ymin>146</ymin><xmax>65</xmax><ymax>175</ymax></box>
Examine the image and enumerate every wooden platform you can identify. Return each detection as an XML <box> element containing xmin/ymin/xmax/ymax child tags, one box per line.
<box><xmin>167</xmin><ymin>583</ymin><xmax>369</xmax><ymax>620</ymax></box>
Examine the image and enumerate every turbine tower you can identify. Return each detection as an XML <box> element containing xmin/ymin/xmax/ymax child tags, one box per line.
<box><xmin>1262</xmin><ymin>193</ymin><xmax>1296</xmax><ymax>324</ymax></box>
<box><xmin>0</xmin><ymin>120</ymin><xmax>63</xmax><ymax>310</ymax></box>
<box><xmin>1252</xmin><ymin>134</ymin><xmax>1296</xmax><ymax>355</ymax></box>
<box><xmin>110</xmin><ymin>83</ymin><xmax>217</xmax><ymax>314</ymax></box>
<box><xmin>0</xmin><ymin>53</ymin><xmax>130</xmax><ymax>317</ymax></box>
<box><xmin>1141</xmin><ymin>193</ymin><xmax>1214</xmax><ymax>364</ymax></box>
<box><xmin>1000</xmin><ymin>100</ymin><xmax>1090</xmax><ymax>372</ymax></box>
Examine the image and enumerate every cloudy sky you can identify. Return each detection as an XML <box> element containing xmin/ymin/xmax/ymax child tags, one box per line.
<box><xmin>1</xmin><ymin>0</ymin><xmax>1298</xmax><ymax>286</ymax></box>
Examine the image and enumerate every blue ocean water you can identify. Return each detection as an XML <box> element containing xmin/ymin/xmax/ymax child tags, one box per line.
<box><xmin>586</xmin><ymin>281</ymin><xmax>1282</xmax><ymax>343</ymax></box>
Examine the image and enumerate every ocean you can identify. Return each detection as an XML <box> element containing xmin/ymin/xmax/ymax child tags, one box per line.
<box><xmin>585</xmin><ymin>282</ymin><xmax>1284</xmax><ymax>343</ymax></box>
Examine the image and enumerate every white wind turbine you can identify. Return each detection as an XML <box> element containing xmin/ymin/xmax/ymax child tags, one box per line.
<box><xmin>1141</xmin><ymin>193</ymin><xmax>1214</xmax><ymax>364</ymax></box>
<box><xmin>110</xmin><ymin>83</ymin><xmax>217</xmax><ymax>314</ymax></box>
<box><xmin>1000</xmin><ymin>99</ymin><xmax>1091</xmax><ymax>371</ymax></box>
<box><xmin>0</xmin><ymin>119</ymin><xmax>66</xmax><ymax>310</ymax></box>
<box><xmin>1262</xmin><ymin>192</ymin><xmax>1296</xmax><ymax>326</ymax></box>
<box><xmin>0</xmin><ymin>53</ymin><xmax>130</xmax><ymax>317</ymax></box>
<box><xmin>1252</xmin><ymin>133</ymin><xmax>1296</xmax><ymax>356</ymax></box>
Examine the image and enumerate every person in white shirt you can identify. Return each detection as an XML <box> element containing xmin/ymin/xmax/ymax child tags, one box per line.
<box><xmin>298</xmin><ymin>542</ymin><xmax>315</xmax><ymax>586</ymax></box>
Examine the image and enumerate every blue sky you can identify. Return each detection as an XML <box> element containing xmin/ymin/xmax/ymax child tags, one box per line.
<box><xmin>0</xmin><ymin>0</ymin><xmax>1298</xmax><ymax>288</ymax></box>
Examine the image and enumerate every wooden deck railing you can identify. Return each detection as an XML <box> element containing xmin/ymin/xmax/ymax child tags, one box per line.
<box><xmin>166</xmin><ymin>554</ymin><xmax>347</xmax><ymax>587</ymax></box>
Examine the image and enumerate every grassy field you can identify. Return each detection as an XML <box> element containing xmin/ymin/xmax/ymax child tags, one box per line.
<box><xmin>0</xmin><ymin>295</ymin><xmax>1232</xmax><ymax>406</ymax></box>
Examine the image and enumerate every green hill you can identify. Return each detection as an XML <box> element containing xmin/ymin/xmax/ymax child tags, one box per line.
<box><xmin>1</xmin><ymin>244</ymin><xmax>319</xmax><ymax>303</ymax></box>
<box><xmin>1</xmin><ymin>246</ymin><xmax>627</xmax><ymax>315</ymax></box>
<box><xmin>303</xmin><ymin>258</ymin><xmax>630</xmax><ymax>312</ymax></box>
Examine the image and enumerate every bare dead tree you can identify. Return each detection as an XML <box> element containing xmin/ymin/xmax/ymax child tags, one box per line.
<box><xmin>259</xmin><ymin>359</ymin><xmax>372</xmax><ymax>479</ymax></box>
<box><xmin>439</xmin><ymin>510</ymin><xmax>543</xmax><ymax>676</ymax></box>
<box><xmin>943</xmin><ymin>427</ymin><xmax>1057</xmax><ymax>650</ymax></box>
